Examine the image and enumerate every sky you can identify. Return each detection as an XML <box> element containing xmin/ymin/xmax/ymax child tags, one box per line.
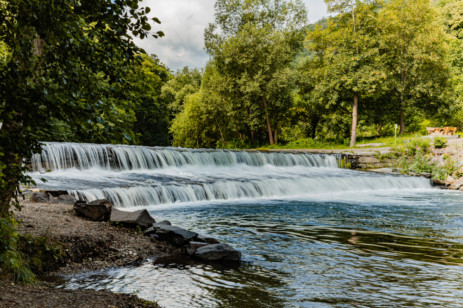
<box><xmin>135</xmin><ymin>0</ymin><xmax>329</xmax><ymax>71</ymax></box>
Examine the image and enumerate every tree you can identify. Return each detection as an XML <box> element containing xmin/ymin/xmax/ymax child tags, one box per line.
<box><xmin>161</xmin><ymin>67</ymin><xmax>202</xmax><ymax>116</ymax></box>
<box><xmin>438</xmin><ymin>0</ymin><xmax>463</xmax><ymax>126</ymax></box>
<box><xmin>171</xmin><ymin>61</ymin><xmax>231</xmax><ymax>148</ymax></box>
<box><xmin>205</xmin><ymin>0</ymin><xmax>307</xmax><ymax>145</ymax></box>
<box><xmin>378</xmin><ymin>0</ymin><xmax>450</xmax><ymax>134</ymax></box>
<box><xmin>0</xmin><ymin>0</ymin><xmax>162</xmax><ymax>215</ymax></box>
<box><xmin>305</xmin><ymin>0</ymin><xmax>387</xmax><ymax>147</ymax></box>
<box><xmin>125</xmin><ymin>54</ymin><xmax>171</xmax><ymax>146</ymax></box>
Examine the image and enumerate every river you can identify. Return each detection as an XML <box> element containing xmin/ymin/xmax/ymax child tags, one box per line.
<box><xmin>29</xmin><ymin>142</ymin><xmax>463</xmax><ymax>307</ymax></box>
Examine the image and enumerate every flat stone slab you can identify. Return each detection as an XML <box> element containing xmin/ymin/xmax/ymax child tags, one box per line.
<box><xmin>195</xmin><ymin>243</ymin><xmax>241</xmax><ymax>262</ymax></box>
<box><xmin>153</xmin><ymin>224</ymin><xmax>198</xmax><ymax>246</ymax></box>
<box><xmin>74</xmin><ymin>199</ymin><xmax>111</xmax><ymax>221</ymax></box>
<box><xmin>110</xmin><ymin>208</ymin><xmax>155</xmax><ymax>229</ymax></box>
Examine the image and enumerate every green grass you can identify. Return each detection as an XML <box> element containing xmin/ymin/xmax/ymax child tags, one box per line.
<box><xmin>256</xmin><ymin>133</ymin><xmax>425</xmax><ymax>150</ymax></box>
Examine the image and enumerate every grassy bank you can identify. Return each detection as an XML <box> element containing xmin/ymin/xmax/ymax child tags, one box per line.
<box><xmin>257</xmin><ymin>134</ymin><xmax>424</xmax><ymax>150</ymax></box>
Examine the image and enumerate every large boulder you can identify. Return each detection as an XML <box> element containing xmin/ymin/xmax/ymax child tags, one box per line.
<box><xmin>195</xmin><ymin>244</ymin><xmax>241</xmax><ymax>262</ymax></box>
<box><xmin>153</xmin><ymin>224</ymin><xmax>198</xmax><ymax>246</ymax></box>
<box><xmin>30</xmin><ymin>191</ymin><xmax>50</xmax><ymax>203</ymax></box>
<box><xmin>110</xmin><ymin>208</ymin><xmax>155</xmax><ymax>229</ymax></box>
<box><xmin>74</xmin><ymin>199</ymin><xmax>111</xmax><ymax>221</ymax></box>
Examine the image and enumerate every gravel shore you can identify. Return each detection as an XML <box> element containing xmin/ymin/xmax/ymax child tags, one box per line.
<box><xmin>0</xmin><ymin>200</ymin><xmax>184</xmax><ymax>308</ymax></box>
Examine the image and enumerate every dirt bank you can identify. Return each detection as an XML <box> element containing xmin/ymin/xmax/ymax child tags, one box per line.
<box><xmin>0</xmin><ymin>200</ymin><xmax>185</xmax><ymax>308</ymax></box>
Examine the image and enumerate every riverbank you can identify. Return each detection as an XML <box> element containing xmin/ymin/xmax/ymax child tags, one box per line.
<box><xmin>0</xmin><ymin>200</ymin><xmax>185</xmax><ymax>308</ymax></box>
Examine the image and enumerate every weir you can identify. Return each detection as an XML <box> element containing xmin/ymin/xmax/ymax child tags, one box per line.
<box><xmin>31</xmin><ymin>142</ymin><xmax>339</xmax><ymax>172</ymax></box>
<box><xmin>29</xmin><ymin>142</ymin><xmax>432</xmax><ymax>208</ymax></box>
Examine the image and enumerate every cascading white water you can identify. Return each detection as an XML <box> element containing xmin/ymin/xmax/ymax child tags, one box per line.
<box><xmin>29</xmin><ymin>142</ymin><xmax>433</xmax><ymax>208</ymax></box>
<box><xmin>31</xmin><ymin>142</ymin><xmax>339</xmax><ymax>171</ymax></box>
<box><xmin>69</xmin><ymin>175</ymin><xmax>431</xmax><ymax>208</ymax></box>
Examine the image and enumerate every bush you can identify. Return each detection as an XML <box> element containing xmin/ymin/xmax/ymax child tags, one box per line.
<box><xmin>0</xmin><ymin>215</ymin><xmax>35</xmax><ymax>283</ymax></box>
<box><xmin>433</xmin><ymin>136</ymin><xmax>448</xmax><ymax>149</ymax></box>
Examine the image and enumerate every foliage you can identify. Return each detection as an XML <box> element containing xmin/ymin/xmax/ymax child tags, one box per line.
<box><xmin>378</xmin><ymin>0</ymin><xmax>450</xmax><ymax>134</ymax></box>
<box><xmin>124</xmin><ymin>54</ymin><xmax>171</xmax><ymax>146</ymax></box>
<box><xmin>304</xmin><ymin>0</ymin><xmax>387</xmax><ymax>147</ymax></box>
<box><xmin>433</xmin><ymin>136</ymin><xmax>448</xmax><ymax>149</ymax></box>
<box><xmin>18</xmin><ymin>233</ymin><xmax>65</xmax><ymax>274</ymax></box>
<box><xmin>0</xmin><ymin>0</ymin><xmax>159</xmax><ymax>214</ymax></box>
<box><xmin>388</xmin><ymin>138</ymin><xmax>456</xmax><ymax>179</ymax></box>
<box><xmin>0</xmin><ymin>0</ymin><xmax>159</xmax><ymax>281</ymax></box>
<box><xmin>161</xmin><ymin>67</ymin><xmax>202</xmax><ymax>115</ymax></box>
<box><xmin>202</xmin><ymin>0</ymin><xmax>307</xmax><ymax>146</ymax></box>
<box><xmin>0</xmin><ymin>215</ymin><xmax>35</xmax><ymax>283</ymax></box>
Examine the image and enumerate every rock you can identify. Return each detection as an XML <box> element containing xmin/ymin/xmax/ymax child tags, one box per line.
<box><xmin>432</xmin><ymin>178</ymin><xmax>447</xmax><ymax>186</ymax></box>
<box><xmin>155</xmin><ymin>220</ymin><xmax>171</xmax><ymax>226</ymax></box>
<box><xmin>449</xmin><ymin>177</ymin><xmax>463</xmax><ymax>190</ymax></box>
<box><xmin>52</xmin><ymin>195</ymin><xmax>76</xmax><ymax>205</ymax></box>
<box><xmin>196</xmin><ymin>235</ymin><xmax>220</xmax><ymax>244</ymax></box>
<box><xmin>195</xmin><ymin>244</ymin><xmax>241</xmax><ymax>262</ymax></box>
<box><xmin>110</xmin><ymin>208</ymin><xmax>155</xmax><ymax>229</ymax></box>
<box><xmin>186</xmin><ymin>241</ymin><xmax>208</xmax><ymax>256</ymax></box>
<box><xmin>446</xmin><ymin>176</ymin><xmax>455</xmax><ymax>184</ymax></box>
<box><xmin>153</xmin><ymin>224</ymin><xmax>198</xmax><ymax>246</ymax></box>
<box><xmin>30</xmin><ymin>191</ymin><xmax>50</xmax><ymax>203</ymax></box>
<box><xmin>143</xmin><ymin>221</ymin><xmax>171</xmax><ymax>236</ymax></box>
<box><xmin>46</xmin><ymin>190</ymin><xmax>69</xmax><ymax>197</ymax></box>
<box><xmin>74</xmin><ymin>199</ymin><xmax>111</xmax><ymax>221</ymax></box>
<box><xmin>143</xmin><ymin>226</ymin><xmax>155</xmax><ymax>236</ymax></box>
<box><xmin>420</xmin><ymin>172</ymin><xmax>432</xmax><ymax>178</ymax></box>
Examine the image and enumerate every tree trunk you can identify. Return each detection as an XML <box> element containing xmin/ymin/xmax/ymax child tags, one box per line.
<box><xmin>262</xmin><ymin>96</ymin><xmax>274</xmax><ymax>145</ymax></box>
<box><xmin>310</xmin><ymin>116</ymin><xmax>320</xmax><ymax>139</ymax></box>
<box><xmin>274</xmin><ymin>129</ymin><xmax>278</xmax><ymax>144</ymax></box>
<box><xmin>399</xmin><ymin>109</ymin><xmax>405</xmax><ymax>134</ymax></box>
<box><xmin>376</xmin><ymin>123</ymin><xmax>383</xmax><ymax>136</ymax></box>
<box><xmin>400</xmin><ymin>70</ymin><xmax>406</xmax><ymax>134</ymax></box>
<box><xmin>0</xmin><ymin>120</ymin><xmax>23</xmax><ymax>217</ymax></box>
<box><xmin>349</xmin><ymin>93</ymin><xmax>359</xmax><ymax>147</ymax></box>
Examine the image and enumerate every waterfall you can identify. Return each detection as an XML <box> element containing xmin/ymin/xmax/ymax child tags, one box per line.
<box><xmin>31</xmin><ymin>142</ymin><xmax>339</xmax><ymax>171</ymax></box>
<box><xmin>69</xmin><ymin>175</ymin><xmax>431</xmax><ymax>208</ymax></box>
<box><xmin>29</xmin><ymin>142</ymin><xmax>433</xmax><ymax>209</ymax></box>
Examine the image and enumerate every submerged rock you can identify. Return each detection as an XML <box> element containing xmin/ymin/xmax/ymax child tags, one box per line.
<box><xmin>74</xmin><ymin>199</ymin><xmax>111</xmax><ymax>221</ymax></box>
<box><xmin>110</xmin><ymin>208</ymin><xmax>155</xmax><ymax>229</ymax></box>
<box><xmin>31</xmin><ymin>191</ymin><xmax>50</xmax><ymax>203</ymax></box>
<box><xmin>153</xmin><ymin>224</ymin><xmax>198</xmax><ymax>246</ymax></box>
<box><xmin>195</xmin><ymin>243</ymin><xmax>241</xmax><ymax>262</ymax></box>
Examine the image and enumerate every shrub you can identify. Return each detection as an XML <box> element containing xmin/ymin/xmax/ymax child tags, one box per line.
<box><xmin>433</xmin><ymin>136</ymin><xmax>448</xmax><ymax>149</ymax></box>
<box><xmin>0</xmin><ymin>215</ymin><xmax>35</xmax><ymax>283</ymax></box>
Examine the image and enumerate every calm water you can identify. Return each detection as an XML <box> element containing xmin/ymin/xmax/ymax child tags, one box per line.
<box><xmin>59</xmin><ymin>191</ymin><xmax>463</xmax><ymax>307</ymax></box>
<box><xmin>31</xmin><ymin>143</ymin><xmax>463</xmax><ymax>307</ymax></box>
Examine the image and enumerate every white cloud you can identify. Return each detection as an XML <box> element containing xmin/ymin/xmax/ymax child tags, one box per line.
<box><xmin>136</xmin><ymin>0</ymin><xmax>328</xmax><ymax>71</ymax></box>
